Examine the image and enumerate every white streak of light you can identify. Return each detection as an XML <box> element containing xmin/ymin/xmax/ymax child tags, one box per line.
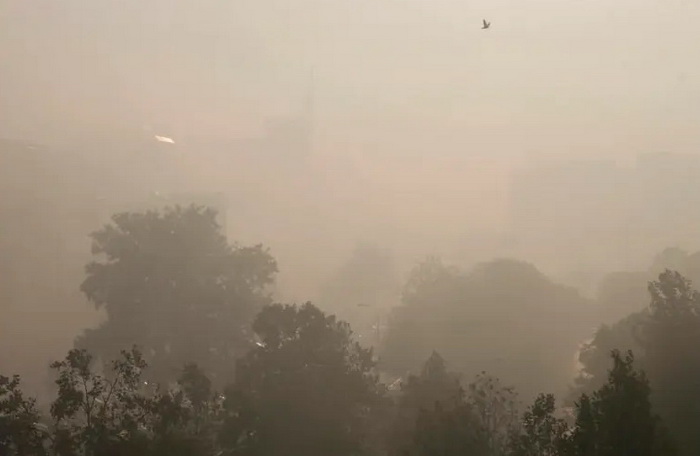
<box><xmin>155</xmin><ymin>135</ymin><xmax>175</xmax><ymax>144</ymax></box>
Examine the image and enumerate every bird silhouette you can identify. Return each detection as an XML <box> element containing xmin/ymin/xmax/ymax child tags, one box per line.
<box><xmin>482</xmin><ymin>19</ymin><xmax>491</xmax><ymax>29</ymax></box>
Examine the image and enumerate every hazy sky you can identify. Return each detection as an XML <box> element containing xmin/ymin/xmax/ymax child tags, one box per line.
<box><xmin>2</xmin><ymin>0</ymin><xmax>699</xmax><ymax>155</ymax></box>
<box><xmin>2</xmin><ymin>0</ymin><xmax>700</xmax><ymax>286</ymax></box>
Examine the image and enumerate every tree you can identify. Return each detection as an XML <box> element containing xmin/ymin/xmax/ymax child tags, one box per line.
<box><xmin>382</xmin><ymin>258</ymin><xmax>594</xmax><ymax>400</ymax></box>
<box><xmin>46</xmin><ymin>347</ymin><xmax>223</xmax><ymax>456</ymax></box>
<box><xmin>380</xmin><ymin>257</ymin><xmax>462</xmax><ymax>375</ymax></box>
<box><xmin>400</xmin><ymin>368</ymin><xmax>518</xmax><ymax>456</ymax></box>
<box><xmin>570</xmin><ymin>350</ymin><xmax>675</xmax><ymax>456</ymax></box>
<box><xmin>411</xmin><ymin>401</ymin><xmax>490</xmax><ymax>456</ymax></box>
<box><xmin>572</xmin><ymin>311</ymin><xmax>645</xmax><ymax>401</ymax></box>
<box><xmin>400</xmin><ymin>256</ymin><xmax>462</xmax><ymax>308</ymax></box>
<box><xmin>149</xmin><ymin>363</ymin><xmax>223</xmax><ymax>456</ymax></box>
<box><xmin>575</xmin><ymin>270</ymin><xmax>699</xmax><ymax>455</ymax></box>
<box><xmin>511</xmin><ymin>351</ymin><xmax>674</xmax><ymax>456</ymax></box>
<box><xmin>466</xmin><ymin>372</ymin><xmax>520</xmax><ymax>456</ymax></box>
<box><xmin>1</xmin><ymin>345</ymin><xmax>226</xmax><ymax>456</ymax></box>
<box><xmin>76</xmin><ymin>205</ymin><xmax>278</xmax><ymax>386</ymax></box>
<box><xmin>570</xmin><ymin>394</ymin><xmax>594</xmax><ymax>456</ymax></box>
<box><xmin>594</xmin><ymin>247</ymin><xmax>700</xmax><ymax>327</ymax></box>
<box><xmin>588</xmin><ymin>350</ymin><xmax>652</xmax><ymax>456</ymax></box>
<box><xmin>48</xmin><ymin>347</ymin><xmax>153</xmax><ymax>456</ymax></box>
<box><xmin>575</xmin><ymin>248</ymin><xmax>700</xmax><ymax>403</ymax></box>
<box><xmin>389</xmin><ymin>351</ymin><xmax>463</xmax><ymax>456</ymax></box>
<box><xmin>637</xmin><ymin>271</ymin><xmax>700</xmax><ymax>455</ymax></box>
<box><xmin>219</xmin><ymin>302</ymin><xmax>383</xmax><ymax>456</ymax></box>
<box><xmin>508</xmin><ymin>394</ymin><xmax>570</xmax><ymax>456</ymax></box>
<box><xmin>0</xmin><ymin>374</ymin><xmax>46</xmax><ymax>455</ymax></box>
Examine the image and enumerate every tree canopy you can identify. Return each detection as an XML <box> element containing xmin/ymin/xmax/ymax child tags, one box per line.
<box><xmin>76</xmin><ymin>205</ymin><xmax>278</xmax><ymax>386</ymax></box>
<box><xmin>0</xmin><ymin>347</ymin><xmax>225</xmax><ymax>456</ymax></box>
<box><xmin>382</xmin><ymin>257</ymin><xmax>595</xmax><ymax>399</ymax></box>
<box><xmin>569</xmin><ymin>350</ymin><xmax>675</xmax><ymax>456</ymax></box>
<box><xmin>575</xmin><ymin>269</ymin><xmax>700</xmax><ymax>455</ymax></box>
<box><xmin>0</xmin><ymin>374</ymin><xmax>46</xmax><ymax>455</ymax></box>
<box><xmin>388</xmin><ymin>351</ymin><xmax>463</xmax><ymax>456</ymax></box>
<box><xmin>511</xmin><ymin>350</ymin><xmax>674</xmax><ymax>456</ymax></box>
<box><xmin>219</xmin><ymin>302</ymin><xmax>383</xmax><ymax>456</ymax></box>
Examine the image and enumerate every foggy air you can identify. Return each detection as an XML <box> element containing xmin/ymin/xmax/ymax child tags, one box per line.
<box><xmin>1</xmin><ymin>1</ymin><xmax>699</xmax><ymax>455</ymax></box>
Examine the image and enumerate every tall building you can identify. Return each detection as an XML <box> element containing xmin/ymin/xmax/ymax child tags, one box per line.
<box><xmin>507</xmin><ymin>152</ymin><xmax>700</xmax><ymax>277</ymax></box>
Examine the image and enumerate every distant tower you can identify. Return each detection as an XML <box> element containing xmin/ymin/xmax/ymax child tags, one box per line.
<box><xmin>304</xmin><ymin>67</ymin><xmax>316</xmax><ymax>151</ymax></box>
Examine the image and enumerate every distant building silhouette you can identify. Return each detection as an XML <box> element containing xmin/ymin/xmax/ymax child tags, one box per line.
<box><xmin>507</xmin><ymin>153</ymin><xmax>700</xmax><ymax>276</ymax></box>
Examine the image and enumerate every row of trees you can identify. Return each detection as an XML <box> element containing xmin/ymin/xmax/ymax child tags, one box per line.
<box><xmin>574</xmin><ymin>269</ymin><xmax>700</xmax><ymax>455</ymax></box>
<box><xmin>1</xmin><ymin>302</ymin><xmax>373</xmax><ymax>456</ymax></box>
<box><xmin>0</xmin><ymin>300</ymin><xmax>675</xmax><ymax>456</ymax></box>
<box><xmin>4</xmin><ymin>205</ymin><xmax>698</xmax><ymax>455</ymax></box>
<box><xmin>410</xmin><ymin>349</ymin><xmax>674</xmax><ymax>456</ymax></box>
<box><xmin>71</xmin><ymin>206</ymin><xmax>601</xmax><ymax>399</ymax></box>
<box><xmin>51</xmin><ymin>205</ymin><xmax>603</xmax><ymax>404</ymax></box>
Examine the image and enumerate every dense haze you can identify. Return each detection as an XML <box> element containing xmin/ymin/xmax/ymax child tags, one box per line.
<box><xmin>3</xmin><ymin>1</ymin><xmax>700</xmax><ymax>454</ymax></box>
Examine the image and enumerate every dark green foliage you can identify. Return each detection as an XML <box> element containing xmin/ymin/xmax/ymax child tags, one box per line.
<box><xmin>219</xmin><ymin>302</ymin><xmax>382</xmax><ymax>456</ymax></box>
<box><xmin>389</xmin><ymin>351</ymin><xmax>463</xmax><ymax>456</ymax></box>
<box><xmin>569</xmin><ymin>350</ymin><xmax>675</xmax><ymax>456</ymax></box>
<box><xmin>148</xmin><ymin>362</ymin><xmax>223</xmax><ymax>456</ymax></box>
<box><xmin>573</xmin><ymin>270</ymin><xmax>700</xmax><ymax>455</ymax></box>
<box><xmin>412</xmin><ymin>401</ymin><xmax>491</xmax><ymax>456</ymax></box>
<box><xmin>510</xmin><ymin>350</ymin><xmax>674</xmax><ymax>456</ymax></box>
<box><xmin>45</xmin><ymin>347</ymin><xmax>223</xmax><ymax>456</ymax></box>
<box><xmin>178</xmin><ymin>363</ymin><xmax>213</xmax><ymax>413</ymax></box>
<box><xmin>571</xmin><ymin>395</ymin><xmax>595</xmax><ymax>456</ymax></box>
<box><xmin>637</xmin><ymin>271</ymin><xmax>700</xmax><ymax>455</ymax></box>
<box><xmin>398</xmin><ymin>354</ymin><xmax>519</xmax><ymax>456</ymax></box>
<box><xmin>508</xmin><ymin>394</ymin><xmax>569</xmax><ymax>456</ymax></box>
<box><xmin>585</xmin><ymin>271</ymin><xmax>700</xmax><ymax>455</ymax></box>
<box><xmin>76</xmin><ymin>205</ymin><xmax>278</xmax><ymax>386</ymax></box>
<box><xmin>0</xmin><ymin>375</ymin><xmax>46</xmax><ymax>456</ymax></box>
<box><xmin>148</xmin><ymin>363</ymin><xmax>223</xmax><ymax>456</ymax></box>
<box><xmin>49</xmin><ymin>347</ymin><xmax>153</xmax><ymax>456</ymax></box>
<box><xmin>0</xmin><ymin>307</ymin><xmax>685</xmax><ymax>456</ymax></box>
<box><xmin>585</xmin><ymin>351</ymin><xmax>659</xmax><ymax>456</ymax></box>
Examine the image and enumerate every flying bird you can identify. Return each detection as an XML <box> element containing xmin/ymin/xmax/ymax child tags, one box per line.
<box><xmin>482</xmin><ymin>19</ymin><xmax>491</xmax><ymax>29</ymax></box>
